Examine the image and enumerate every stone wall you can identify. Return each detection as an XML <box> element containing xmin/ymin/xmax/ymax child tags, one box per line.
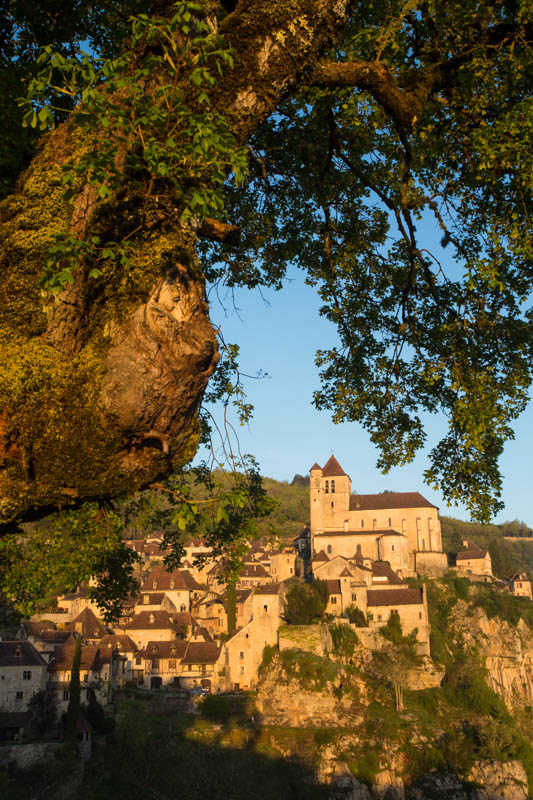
<box><xmin>0</xmin><ymin>741</ymin><xmax>62</xmax><ymax>770</ymax></box>
<box><xmin>415</xmin><ymin>550</ymin><xmax>448</xmax><ymax>577</ymax></box>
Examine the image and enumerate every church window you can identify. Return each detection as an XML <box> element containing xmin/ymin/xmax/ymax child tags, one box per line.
<box><xmin>419</xmin><ymin>612</ymin><xmax>422</xmax><ymax>620</ymax></box>
<box><xmin>388</xmin><ymin>517</ymin><xmax>392</xmax><ymax>527</ymax></box>
<box><xmin>331</xmin><ymin>480</ymin><xmax>335</xmax><ymax>493</ymax></box>
<box><xmin>361</xmin><ymin>519</ymin><xmax>364</xmax><ymax>528</ymax></box>
<box><xmin>373</xmin><ymin>519</ymin><xmax>377</xmax><ymax>530</ymax></box>
<box><xmin>391</xmin><ymin>545</ymin><xmax>395</xmax><ymax>552</ymax></box>
<box><xmin>325</xmin><ymin>480</ymin><xmax>329</xmax><ymax>494</ymax></box>
<box><xmin>401</xmin><ymin>519</ymin><xmax>406</xmax><ymax>533</ymax></box>
<box><xmin>331</xmin><ymin>501</ymin><xmax>334</xmax><ymax>508</ymax></box>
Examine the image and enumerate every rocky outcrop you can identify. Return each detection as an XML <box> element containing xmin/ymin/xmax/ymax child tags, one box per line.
<box><xmin>469</xmin><ymin>759</ymin><xmax>529</xmax><ymax>800</ymax></box>
<box><xmin>449</xmin><ymin>604</ymin><xmax>533</xmax><ymax>708</ymax></box>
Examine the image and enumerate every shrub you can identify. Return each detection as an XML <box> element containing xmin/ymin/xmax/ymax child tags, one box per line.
<box><xmin>343</xmin><ymin>604</ymin><xmax>367</xmax><ymax>626</ymax></box>
<box><xmin>259</xmin><ymin>644</ymin><xmax>277</xmax><ymax>674</ymax></box>
<box><xmin>329</xmin><ymin>624</ymin><xmax>359</xmax><ymax>660</ymax></box>
<box><xmin>280</xmin><ymin>649</ymin><xmax>339</xmax><ymax>691</ymax></box>
<box><xmin>284</xmin><ymin>579</ymin><xmax>328</xmax><ymax>625</ymax></box>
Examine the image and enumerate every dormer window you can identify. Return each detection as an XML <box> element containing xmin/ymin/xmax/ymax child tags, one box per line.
<box><xmin>149</xmin><ymin>613</ymin><xmax>155</xmax><ymax>624</ymax></box>
<box><xmin>325</xmin><ymin>480</ymin><xmax>329</xmax><ymax>494</ymax></box>
<box><xmin>331</xmin><ymin>480</ymin><xmax>335</xmax><ymax>493</ymax></box>
<box><xmin>152</xmin><ymin>580</ymin><xmax>157</xmax><ymax>589</ymax></box>
<box><xmin>170</xmin><ymin>580</ymin><xmax>175</xmax><ymax>589</ymax></box>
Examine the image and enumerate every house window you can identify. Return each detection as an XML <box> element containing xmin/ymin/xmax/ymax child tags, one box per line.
<box><xmin>352</xmin><ymin>593</ymin><xmax>357</xmax><ymax>601</ymax></box>
<box><xmin>373</xmin><ymin>519</ymin><xmax>377</xmax><ymax>530</ymax></box>
<box><xmin>331</xmin><ymin>501</ymin><xmax>334</xmax><ymax>508</ymax></box>
<box><xmin>419</xmin><ymin>612</ymin><xmax>422</xmax><ymax>620</ymax></box>
<box><xmin>391</xmin><ymin>545</ymin><xmax>395</xmax><ymax>552</ymax></box>
<box><xmin>325</xmin><ymin>480</ymin><xmax>329</xmax><ymax>494</ymax></box>
<box><xmin>331</xmin><ymin>480</ymin><xmax>335</xmax><ymax>493</ymax></box>
<box><xmin>188</xmin><ymin>665</ymin><xmax>192</xmax><ymax>671</ymax></box>
<box><xmin>22</xmin><ymin>670</ymin><xmax>32</xmax><ymax>680</ymax></box>
<box><xmin>240</xmin><ymin>666</ymin><xmax>245</xmax><ymax>674</ymax></box>
<box><xmin>331</xmin><ymin>596</ymin><xmax>337</xmax><ymax>604</ymax></box>
<box><xmin>135</xmin><ymin>657</ymin><xmax>142</xmax><ymax>666</ymax></box>
<box><xmin>388</xmin><ymin>517</ymin><xmax>392</xmax><ymax>527</ymax></box>
<box><xmin>240</xmin><ymin>652</ymin><xmax>244</xmax><ymax>660</ymax></box>
<box><xmin>169</xmin><ymin>659</ymin><xmax>176</xmax><ymax>670</ymax></box>
<box><xmin>180</xmin><ymin>604</ymin><xmax>186</xmax><ymax>612</ymax></box>
<box><xmin>83</xmin><ymin>673</ymin><xmax>89</xmax><ymax>682</ymax></box>
<box><xmin>153</xmin><ymin>580</ymin><xmax>158</xmax><ymax>589</ymax></box>
<box><xmin>16</xmin><ymin>691</ymin><xmax>23</xmax><ymax>700</ymax></box>
<box><xmin>170</xmin><ymin>580</ymin><xmax>175</xmax><ymax>589</ymax></box>
<box><xmin>264</xmin><ymin>604</ymin><xmax>268</xmax><ymax>612</ymax></box>
<box><xmin>361</xmin><ymin>519</ymin><xmax>364</xmax><ymax>528</ymax></box>
<box><xmin>63</xmin><ymin>690</ymin><xmax>69</xmax><ymax>701</ymax></box>
<box><xmin>202</xmin><ymin>664</ymin><xmax>206</xmax><ymax>673</ymax></box>
<box><xmin>151</xmin><ymin>659</ymin><xmax>159</xmax><ymax>670</ymax></box>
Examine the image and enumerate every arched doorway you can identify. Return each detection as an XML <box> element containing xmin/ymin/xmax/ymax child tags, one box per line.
<box><xmin>151</xmin><ymin>676</ymin><xmax>162</xmax><ymax>690</ymax></box>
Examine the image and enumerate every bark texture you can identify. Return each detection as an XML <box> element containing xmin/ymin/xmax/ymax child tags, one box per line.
<box><xmin>0</xmin><ymin>0</ymin><xmax>354</xmax><ymax>527</ymax></box>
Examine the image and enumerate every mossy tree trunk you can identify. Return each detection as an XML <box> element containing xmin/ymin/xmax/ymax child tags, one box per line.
<box><xmin>0</xmin><ymin>0</ymin><xmax>354</xmax><ymax>529</ymax></box>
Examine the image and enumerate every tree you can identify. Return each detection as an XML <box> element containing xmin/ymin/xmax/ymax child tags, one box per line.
<box><xmin>0</xmin><ymin>1</ymin><xmax>532</xmax><ymax>602</ymax></box>
<box><xmin>28</xmin><ymin>688</ymin><xmax>57</xmax><ymax>737</ymax></box>
<box><xmin>284</xmin><ymin>579</ymin><xmax>328</xmax><ymax>625</ymax></box>
<box><xmin>66</xmin><ymin>635</ymin><xmax>82</xmax><ymax>739</ymax></box>
<box><xmin>343</xmin><ymin>604</ymin><xmax>367</xmax><ymax>627</ymax></box>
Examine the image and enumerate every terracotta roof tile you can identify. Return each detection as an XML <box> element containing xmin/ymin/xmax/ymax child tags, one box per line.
<box><xmin>367</xmin><ymin>588</ymin><xmax>423</xmax><ymax>606</ymax></box>
<box><xmin>253</xmin><ymin>583</ymin><xmax>280</xmax><ymax>595</ymax></box>
<box><xmin>321</xmin><ymin>455</ymin><xmax>347</xmax><ymax>477</ymax></box>
<box><xmin>349</xmin><ymin>492</ymin><xmax>437</xmax><ymax>511</ymax></box>
<box><xmin>141</xmin><ymin>566</ymin><xmax>203</xmax><ymax>592</ymax></box>
<box><xmin>313</xmin><ymin>550</ymin><xmax>329</xmax><ymax>562</ymax></box>
<box><xmin>181</xmin><ymin>641</ymin><xmax>220</xmax><ymax>665</ymax></box>
<box><xmin>310</xmin><ymin>462</ymin><xmax>322</xmax><ymax>471</ymax></box>
<box><xmin>66</xmin><ymin>608</ymin><xmax>107</xmax><ymax>639</ymax></box>
<box><xmin>456</xmin><ymin>549</ymin><xmax>488</xmax><ymax>560</ymax></box>
<box><xmin>142</xmin><ymin>640</ymin><xmax>187</xmax><ymax>659</ymax></box>
<box><xmin>371</xmin><ymin>562</ymin><xmax>404</xmax><ymax>585</ymax></box>
<box><xmin>326</xmin><ymin>579</ymin><xmax>341</xmax><ymax>595</ymax></box>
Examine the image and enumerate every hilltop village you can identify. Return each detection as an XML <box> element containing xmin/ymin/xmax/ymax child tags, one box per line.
<box><xmin>1</xmin><ymin>456</ymin><xmax>532</xmax><ymax>743</ymax></box>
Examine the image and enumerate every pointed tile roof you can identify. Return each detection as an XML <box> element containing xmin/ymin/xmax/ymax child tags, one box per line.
<box><xmin>313</xmin><ymin>550</ymin><xmax>329</xmax><ymax>563</ymax></box>
<box><xmin>66</xmin><ymin>608</ymin><xmax>107</xmax><ymax>639</ymax></box>
<box><xmin>321</xmin><ymin>455</ymin><xmax>347</xmax><ymax>477</ymax></box>
<box><xmin>309</xmin><ymin>462</ymin><xmax>322</xmax><ymax>472</ymax></box>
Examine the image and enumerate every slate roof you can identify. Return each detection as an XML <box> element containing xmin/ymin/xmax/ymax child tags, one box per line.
<box><xmin>67</xmin><ymin>608</ymin><xmax>107</xmax><ymax>639</ymax></box>
<box><xmin>181</xmin><ymin>641</ymin><xmax>220</xmax><ymax>665</ymax></box>
<box><xmin>239</xmin><ymin>563</ymin><xmax>270</xmax><ymax>578</ymax></box>
<box><xmin>371</xmin><ymin>562</ymin><xmax>404</xmax><ymax>585</ymax></box>
<box><xmin>122</xmin><ymin>611</ymin><xmax>185</xmax><ymax>631</ymax></box>
<box><xmin>141</xmin><ymin>566</ymin><xmax>203</xmax><ymax>592</ymax></box>
<box><xmin>21</xmin><ymin>620</ymin><xmax>55</xmax><ymax>637</ymax></box>
<box><xmin>457</xmin><ymin>549</ymin><xmax>488</xmax><ymax>560</ymax></box>
<box><xmin>349</xmin><ymin>492</ymin><xmax>437</xmax><ymax>511</ymax></box>
<box><xmin>48</xmin><ymin>641</ymin><xmax>110</xmax><ymax>672</ymax></box>
<box><xmin>367</xmin><ymin>588</ymin><xmax>424</xmax><ymax>606</ymax></box>
<box><xmin>142</xmin><ymin>640</ymin><xmax>187</xmax><ymax>659</ymax></box>
<box><xmin>0</xmin><ymin>641</ymin><xmax>47</xmax><ymax>667</ymax></box>
<box><xmin>99</xmin><ymin>634</ymin><xmax>137</xmax><ymax>653</ymax></box>
<box><xmin>322</xmin><ymin>455</ymin><xmax>348</xmax><ymax>477</ymax></box>
<box><xmin>253</xmin><ymin>583</ymin><xmax>280</xmax><ymax>595</ymax></box>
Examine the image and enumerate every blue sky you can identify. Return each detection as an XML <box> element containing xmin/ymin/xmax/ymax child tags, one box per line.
<box><xmin>197</xmin><ymin>267</ymin><xmax>532</xmax><ymax>526</ymax></box>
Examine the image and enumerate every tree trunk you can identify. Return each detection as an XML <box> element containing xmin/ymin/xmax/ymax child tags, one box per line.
<box><xmin>0</xmin><ymin>0</ymin><xmax>353</xmax><ymax>529</ymax></box>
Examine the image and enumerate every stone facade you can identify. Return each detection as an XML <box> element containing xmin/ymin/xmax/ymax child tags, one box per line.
<box><xmin>309</xmin><ymin>456</ymin><xmax>444</xmax><ymax>573</ymax></box>
<box><xmin>0</xmin><ymin>642</ymin><xmax>47</xmax><ymax>713</ymax></box>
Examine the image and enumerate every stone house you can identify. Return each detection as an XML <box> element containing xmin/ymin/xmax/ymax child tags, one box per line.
<box><xmin>0</xmin><ymin>641</ymin><xmax>47</xmax><ymax>713</ymax></box>
<box><xmin>121</xmin><ymin>610</ymin><xmax>188</xmax><ymax>650</ymax></box>
<box><xmin>325</xmin><ymin>580</ymin><xmax>343</xmax><ymax>616</ymax></box>
<box><xmin>191</xmin><ymin>597</ymin><xmax>227</xmax><ymax>640</ymax></box>
<box><xmin>141</xmin><ymin>566</ymin><xmax>203</xmax><ymax>612</ymax></box>
<box><xmin>46</xmin><ymin>639</ymin><xmax>124</xmax><ymax>712</ymax></box>
<box><xmin>236</xmin><ymin>562</ymin><xmax>272</xmax><ymax>589</ymax></box>
<box><xmin>235</xmin><ymin>589</ymin><xmax>254</xmax><ymax>629</ymax></box>
<box><xmin>509</xmin><ymin>572</ymin><xmax>532</xmax><ymax>600</ymax></box>
<box><xmin>309</xmin><ymin>456</ymin><xmax>447</xmax><ymax>574</ymax></box>
<box><xmin>366</xmin><ymin>586</ymin><xmax>430</xmax><ymax>654</ymax></box>
<box><xmin>137</xmin><ymin>639</ymin><xmax>221</xmax><ymax>690</ymax></box>
<box><xmin>134</xmin><ymin>592</ymin><xmax>177</xmax><ymax>614</ymax></box>
<box><xmin>270</xmin><ymin>548</ymin><xmax>297</xmax><ymax>582</ymax></box>
<box><xmin>456</xmin><ymin>540</ymin><xmax>493</xmax><ymax>578</ymax></box>
<box><xmin>221</xmin><ymin>585</ymin><xmax>281</xmax><ymax>691</ymax></box>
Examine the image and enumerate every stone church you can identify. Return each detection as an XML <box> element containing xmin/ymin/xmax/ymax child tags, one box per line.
<box><xmin>309</xmin><ymin>456</ymin><xmax>448</xmax><ymax>576</ymax></box>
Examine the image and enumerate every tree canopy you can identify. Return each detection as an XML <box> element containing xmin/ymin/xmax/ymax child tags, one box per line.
<box><xmin>0</xmin><ymin>0</ymin><xmax>532</xmax><ymax>610</ymax></box>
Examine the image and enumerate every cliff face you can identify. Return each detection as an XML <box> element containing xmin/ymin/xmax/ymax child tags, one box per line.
<box><xmin>255</xmin><ymin>602</ymin><xmax>533</xmax><ymax>800</ymax></box>
<box><xmin>448</xmin><ymin>603</ymin><xmax>533</xmax><ymax>709</ymax></box>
